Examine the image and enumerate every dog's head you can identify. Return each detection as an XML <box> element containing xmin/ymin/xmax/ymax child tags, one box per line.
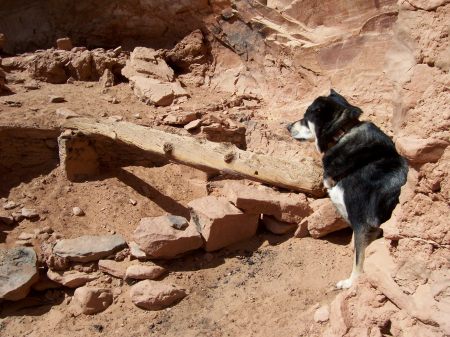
<box><xmin>287</xmin><ymin>89</ymin><xmax>362</xmax><ymax>153</ymax></box>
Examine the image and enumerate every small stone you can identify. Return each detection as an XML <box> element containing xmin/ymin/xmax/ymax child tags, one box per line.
<box><xmin>125</xmin><ymin>265</ymin><xmax>166</xmax><ymax>280</ymax></box>
<box><xmin>18</xmin><ymin>232</ymin><xmax>35</xmax><ymax>240</ymax></box>
<box><xmin>184</xmin><ymin>119</ymin><xmax>202</xmax><ymax>131</ymax></box>
<box><xmin>56</xmin><ymin>37</ymin><xmax>73</xmax><ymax>51</ymax></box>
<box><xmin>47</xmin><ymin>269</ymin><xmax>100</xmax><ymax>288</ymax></box>
<box><xmin>98</xmin><ymin>260</ymin><xmax>128</xmax><ymax>279</ymax></box>
<box><xmin>72</xmin><ymin>287</ymin><xmax>113</xmax><ymax>315</ymax></box>
<box><xmin>163</xmin><ymin>111</ymin><xmax>198</xmax><ymax>126</ymax></box>
<box><xmin>21</xmin><ymin>208</ymin><xmax>39</xmax><ymax>220</ymax></box>
<box><xmin>72</xmin><ymin>207</ymin><xmax>85</xmax><ymax>216</ymax></box>
<box><xmin>129</xmin><ymin>241</ymin><xmax>147</xmax><ymax>259</ymax></box>
<box><xmin>130</xmin><ymin>280</ymin><xmax>186</xmax><ymax>310</ymax></box>
<box><xmin>3</xmin><ymin>200</ymin><xmax>17</xmax><ymax>210</ymax></box>
<box><xmin>49</xmin><ymin>95</ymin><xmax>65</xmax><ymax>103</ymax></box>
<box><xmin>56</xmin><ymin>107</ymin><xmax>79</xmax><ymax>119</ymax></box>
<box><xmin>129</xmin><ymin>199</ymin><xmax>137</xmax><ymax>206</ymax></box>
<box><xmin>314</xmin><ymin>305</ymin><xmax>330</xmax><ymax>323</ymax></box>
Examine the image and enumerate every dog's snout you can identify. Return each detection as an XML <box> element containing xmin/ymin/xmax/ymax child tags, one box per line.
<box><xmin>286</xmin><ymin>122</ymin><xmax>293</xmax><ymax>131</ymax></box>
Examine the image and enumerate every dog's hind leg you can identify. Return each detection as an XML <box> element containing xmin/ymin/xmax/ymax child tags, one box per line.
<box><xmin>336</xmin><ymin>228</ymin><xmax>381</xmax><ymax>289</ymax></box>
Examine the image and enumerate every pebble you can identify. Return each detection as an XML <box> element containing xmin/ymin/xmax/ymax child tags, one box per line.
<box><xmin>129</xmin><ymin>199</ymin><xmax>137</xmax><ymax>206</ymax></box>
<box><xmin>72</xmin><ymin>207</ymin><xmax>85</xmax><ymax>216</ymax></box>
<box><xmin>314</xmin><ymin>305</ymin><xmax>330</xmax><ymax>323</ymax></box>
<box><xmin>48</xmin><ymin>95</ymin><xmax>65</xmax><ymax>103</ymax></box>
<box><xmin>21</xmin><ymin>208</ymin><xmax>39</xmax><ymax>220</ymax></box>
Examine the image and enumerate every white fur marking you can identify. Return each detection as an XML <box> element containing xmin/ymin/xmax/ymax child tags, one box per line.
<box><xmin>291</xmin><ymin>122</ymin><xmax>314</xmax><ymax>140</ymax></box>
<box><xmin>307</xmin><ymin>121</ymin><xmax>320</xmax><ymax>152</ymax></box>
<box><xmin>328</xmin><ymin>184</ymin><xmax>348</xmax><ymax>221</ymax></box>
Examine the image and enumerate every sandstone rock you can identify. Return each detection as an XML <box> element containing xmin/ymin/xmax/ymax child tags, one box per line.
<box><xmin>47</xmin><ymin>269</ymin><xmax>100</xmax><ymax>288</ymax></box>
<box><xmin>99</xmin><ymin>68</ymin><xmax>114</xmax><ymax>88</ymax></box>
<box><xmin>56</xmin><ymin>107</ymin><xmax>79</xmax><ymax>119</ymax></box>
<box><xmin>21</xmin><ymin>207</ymin><xmax>39</xmax><ymax>220</ymax></box>
<box><xmin>163</xmin><ymin>111</ymin><xmax>198</xmax><ymax>126</ymax></box>
<box><xmin>72</xmin><ymin>287</ymin><xmax>113</xmax><ymax>315</ymax></box>
<box><xmin>28</xmin><ymin>52</ymin><xmax>69</xmax><ymax>84</ymax></box>
<box><xmin>396</xmin><ymin>136</ymin><xmax>448</xmax><ymax>164</ymax></box>
<box><xmin>48</xmin><ymin>95</ymin><xmax>65</xmax><ymax>103</ymax></box>
<box><xmin>188</xmin><ymin>196</ymin><xmax>259</xmax><ymax>252</ymax></box>
<box><xmin>53</xmin><ymin>234</ymin><xmax>127</xmax><ymax>262</ymax></box>
<box><xmin>68</xmin><ymin>50</ymin><xmax>93</xmax><ymax>81</ymax></box>
<box><xmin>261</xmin><ymin>215</ymin><xmax>297</xmax><ymax>235</ymax></box>
<box><xmin>72</xmin><ymin>206</ymin><xmax>85</xmax><ymax>216</ymax></box>
<box><xmin>130</xmin><ymin>280</ymin><xmax>186</xmax><ymax>310</ymax></box>
<box><xmin>125</xmin><ymin>265</ymin><xmax>166</xmax><ymax>280</ymax></box>
<box><xmin>56</xmin><ymin>37</ymin><xmax>73</xmax><ymax>51</ymax></box>
<box><xmin>129</xmin><ymin>241</ymin><xmax>147</xmax><ymax>259</ymax></box>
<box><xmin>98</xmin><ymin>259</ymin><xmax>128</xmax><ymax>279</ymax></box>
<box><xmin>130</xmin><ymin>76</ymin><xmax>174</xmax><ymax>106</ymax></box>
<box><xmin>18</xmin><ymin>232</ymin><xmax>35</xmax><ymax>240</ymax></box>
<box><xmin>0</xmin><ymin>247</ymin><xmax>38</xmax><ymax>300</ymax></box>
<box><xmin>223</xmin><ymin>180</ymin><xmax>312</xmax><ymax>223</ymax></box>
<box><xmin>184</xmin><ymin>119</ymin><xmax>202</xmax><ymax>131</ymax></box>
<box><xmin>3</xmin><ymin>200</ymin><xmax>18</xmax><ymax>210</ymax></box>
<box><xmin>122</xmin><ymin>47</ymin><xmax>174</xmax><ymax>82</ymax></box>
<box><xmin>314</xmin><ymin>304</ymin><xmax>330</xmax><ymax>323</ymax></box>
<box><xmin>304</xmin><ymin>199</ymin><xmax>348</xmax><ymax>238</ymax></box>
<box><xmin>133</xmin><ymin>215</ymin><xmax>203</xmax><ymax>258</ymax></box>
<box><xmin>31</xmin><ymin>275</ymin><xmax>61</xmax><ymax>291</ymax></box>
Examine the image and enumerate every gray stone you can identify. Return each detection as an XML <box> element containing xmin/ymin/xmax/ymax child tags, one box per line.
<box><xmin>53</xmin><ymin>234</ymin><xmax>127</xmax><ymax>262</ymax></box>
<box><xmin>0</xmin><ymin>247</ymin><xmax>38</xmax><ymax>300</ymax></box>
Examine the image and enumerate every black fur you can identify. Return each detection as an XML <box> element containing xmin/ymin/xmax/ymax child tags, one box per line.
<box><xmin>288</xmin><ymin>89</ymin><xmax>408</xmax><ymax>287</ymax></box>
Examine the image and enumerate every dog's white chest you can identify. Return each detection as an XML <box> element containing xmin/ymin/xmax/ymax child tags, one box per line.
<box><xmin>328</xmin><ymin>184</ymin><xmax>349</xmax><ymax>221</ymax></box>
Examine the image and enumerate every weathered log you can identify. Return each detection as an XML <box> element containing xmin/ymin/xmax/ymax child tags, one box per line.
<box><xmin>63</xmin><ymin>117</ymin><xmax>324</xmax><ymax>196</ymax></box>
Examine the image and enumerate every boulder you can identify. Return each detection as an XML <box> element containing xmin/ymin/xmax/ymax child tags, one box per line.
<box><xmin>223</xmin><ymin>180</ymin><xmax>312</xmax><ymax>222</ymax></box>
<box><xmin>122</xmin><ymin>47</ymin><xmax>174</xmax><ymax>82</ymax></box>
<box><xmin>303</xmin><ymin>199</ymin><xmax>348</xmax><ymax>238</ymax></box>
<box><xmin>130</xmin><ymin>280</ymin><xmax>186</xmax><ymax>310</ymax></box>
<box><xmin>47</xmin><ymin>269</ymin><xmax>100</xmax><ymax>288</ymax></box>
<box><xmin>396</xmin><ymin>136</ymin><xmax>448</xmax><ymax>164</ymax></box>
<box><xmin>72</xmin><ymin>287</ymin><xmax>113</xmax><ymax>315</ymax></box>
<box><xmin>125</xmin><ymin>265</ymin><xmax>166</xmax><ymax>280</ymax></box>
<box><xmin>53</xmin><ymin>234</ymin><xmax>127</xmax><ymax>262</ymax></box>
<box><xmin>188</xmin><ymin>196</ymin><xmax>259</xmax><ymax>251</ymax></box>
<box><xmin>0</xmin><ymin>247</ymin><xmax>38</xmax><ymax>301</ymax></box>
<box><xmin>133</xmin><ymin>215</ymin><xmax>203</xmax><ymax>258</ymax></box>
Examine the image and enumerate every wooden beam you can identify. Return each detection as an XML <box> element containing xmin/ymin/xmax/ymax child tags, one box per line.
<box><xmin>63</xmin><ymin>117</ymin><xmax>324</xmax><ymax>196</ymax></box>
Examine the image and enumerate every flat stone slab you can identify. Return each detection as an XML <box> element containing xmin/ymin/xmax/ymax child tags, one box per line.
<box><xmin>53</xmin><ymin>234</ymin><xmax>127</xmax><ymax>262</ymax></box>
<box><xmin>0</xmin><ymin>247</ymin><xmax>38</xmax><ymax>300</ymax></box>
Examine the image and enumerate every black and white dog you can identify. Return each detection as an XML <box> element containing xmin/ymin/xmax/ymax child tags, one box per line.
<box><xmin>287</xmin><ymin>89</ymin><xmax>408</xmax><ymax>289</ymax></box>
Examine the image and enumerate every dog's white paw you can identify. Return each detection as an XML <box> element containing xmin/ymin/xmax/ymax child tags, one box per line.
<box><xmin>336</xmin><ymin>278</ymin><xmax>353</xmax><ymax>289</ymax></box>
